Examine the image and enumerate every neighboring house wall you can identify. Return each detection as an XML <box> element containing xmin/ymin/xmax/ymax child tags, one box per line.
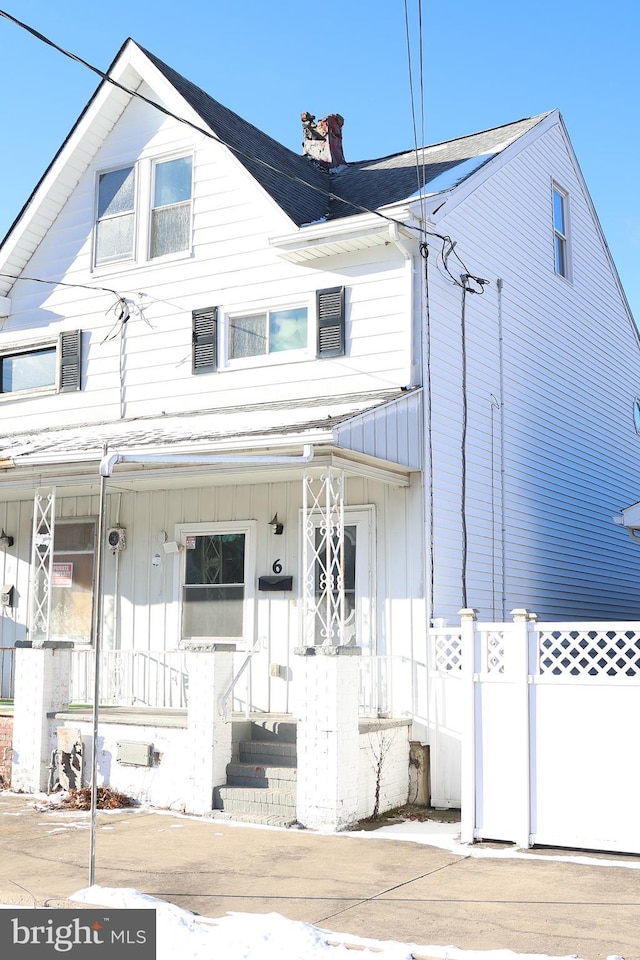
<box><xmin>426</xmin><ymin>119</ymin><xmax>640</xmax><ymax>621</ymax></box>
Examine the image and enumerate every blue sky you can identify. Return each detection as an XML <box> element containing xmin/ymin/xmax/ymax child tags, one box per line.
<box><xmin>0</xmin><ymin>1</ymin><xmax>637</xmax><ymax>320</ymax></box>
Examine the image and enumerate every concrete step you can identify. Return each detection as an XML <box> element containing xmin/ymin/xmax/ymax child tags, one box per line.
<box><xmin>239</xmin><ymin>740</ymin><xmax>297</xmax><ymax>765</ymax></box>
<box><xmin>248</xmin><ymin>718</ymin><xmax>297</xmax><ymax>744</ymax></box>
<box><xmin>213</xmin><ymin>785</ymin><xmax>296</xmax><ymax>819</ymax></box>
<box><xmin>210</xmin><ymin>810</ymin><xmax>300</xmax><ymax>828</ymax></box>
<box><xmin>226</xmin><ymin>761</ymin><xmax>297</xmax><ymax>790</ymax></box>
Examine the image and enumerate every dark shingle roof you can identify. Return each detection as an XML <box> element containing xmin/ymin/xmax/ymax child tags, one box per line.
<box><xmin>327</xmin><ymin>115</ymin><xmax>548</xmax><ymax>219</ymax></box>
<box><xmin>142</xmin><ymin>46</ymin><xmax>332</xmax><ymax>227</ymax></box>
<box><xmin>143</xmin><ymin>46</ymin><xmax>548</xmax><ymax>226</ymax></box>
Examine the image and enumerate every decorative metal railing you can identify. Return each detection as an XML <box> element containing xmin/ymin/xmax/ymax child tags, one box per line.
<box><xmin>70</xmin><ymin>649</ymin><xmax>188</xmax><ymax>708</ymax></box>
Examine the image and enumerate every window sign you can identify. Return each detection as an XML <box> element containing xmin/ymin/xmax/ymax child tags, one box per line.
<box><xmin>52</xmin><ymin>562</ymin><xmax>73</xmax><ymax>588</ymax></box>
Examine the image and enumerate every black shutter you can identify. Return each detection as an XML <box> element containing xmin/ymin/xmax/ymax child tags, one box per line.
<box><xmin>58</xmin><ymin>330</ymin><xmax>82</xmax><ymax>392</ymax></box>
<box><xmin>316</xmin><ymin>286</ymin><xmax>345</xmax><ymax>358</ymax></box>
<box><xmin>192</xmin><ymin>307</ymin><xmax>218</xmax><ymax>373</ymax></box>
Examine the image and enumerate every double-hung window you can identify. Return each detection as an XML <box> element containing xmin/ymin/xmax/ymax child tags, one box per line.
<box><xmin>96</xmin><ymin>166</ymin><xmax>136</xmax><ymax>266</ymax></box>
<box><xmin>94</xmin><ymin>154</ymin><xmax>192</xmax><ymax>267</ymax></box>
<box><xmin>552</xmin><ymin>184</ymin><xmax>570</xmax><ymax>279</ymax></box>
<box><xmin>150</xmin><ymin>156</ymin><xmax>193</xmax><ymax>258</ymax></box>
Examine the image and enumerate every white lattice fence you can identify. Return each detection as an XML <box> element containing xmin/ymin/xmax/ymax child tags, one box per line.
<box><xmin>536</xmin><ymin>623</ymin><xmax>640</xmax><ymax>677</ymax></box>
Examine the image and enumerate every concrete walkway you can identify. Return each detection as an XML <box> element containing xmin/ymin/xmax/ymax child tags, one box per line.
<box><xmin>0</xmin><ymin>793</ymin><xmax>638</xmax><ymax>959</ymax></box>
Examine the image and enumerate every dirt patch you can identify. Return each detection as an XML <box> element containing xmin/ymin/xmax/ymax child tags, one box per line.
<box><xmin>357</xmin><ymin>804</ymin><xmax>461</xmax><ymax>830</ymax></box>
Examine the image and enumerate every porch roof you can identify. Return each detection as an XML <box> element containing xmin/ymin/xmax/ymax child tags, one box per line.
<box><xmin>0</xmin><ymin>388</ymin><xmax>421</xmax><ymax>499</ymax></box>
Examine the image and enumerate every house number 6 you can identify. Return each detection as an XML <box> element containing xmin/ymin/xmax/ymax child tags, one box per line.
<box><xmin>272</xmin><ymin>560</ymin><xmax>282</xmax><ymax>574</ymax></box>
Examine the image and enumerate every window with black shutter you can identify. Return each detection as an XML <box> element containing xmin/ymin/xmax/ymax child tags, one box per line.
<box><xmin>316</xmin><ymin>286</ymin><xmax>345</xmax><ymax>358</ymax></box>
<box><xmin>192</xmin><ymin>307</ymin><xmax>218</xmax><ymax>374</ymax></box>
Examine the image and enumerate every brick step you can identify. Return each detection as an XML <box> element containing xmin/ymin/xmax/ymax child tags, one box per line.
<box><xmin>226</xmin><ymin>762</ymin><xmax>297</xmax><ymax>790</ymax></box>
<box><xmin>248</xmin><ymin>718</ymin><xmax>297</xmax><ymax>744</ymax></box>
<box><xmin>213</xmin><ymin>785</ymin><xmax>296</xmax><ymax>819</ymax></box>
<box><xmin>239</xmin><ymin>740</ymin><xmax>297</xmax><ymax>765</ymax></box>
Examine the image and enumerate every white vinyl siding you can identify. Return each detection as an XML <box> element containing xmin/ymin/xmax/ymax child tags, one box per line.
<box><xmin>427</xmin><ymin>122</ymin><xmax>640</xmax><ymax>621</ymax></box>
<box><xmin>3</xmin><ymin>93</ymin><xmax>410</xmax><ymax>431</ymax></box>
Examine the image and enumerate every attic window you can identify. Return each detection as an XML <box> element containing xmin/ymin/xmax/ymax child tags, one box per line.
<box><xmin>150</xmin><ymin>156</ymin><xmax>193</xmax><ymax>258</ymax></box>
<box><xmin>95</xmin><ymin>166</ymin><xmax>136</xmax><ymax>265</ymax></box>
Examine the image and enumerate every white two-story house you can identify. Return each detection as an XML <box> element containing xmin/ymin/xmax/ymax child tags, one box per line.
<box><xmin>1</xmin><ymin>39</ymin><xmax>639</xmax><ymax>824</ymax></box>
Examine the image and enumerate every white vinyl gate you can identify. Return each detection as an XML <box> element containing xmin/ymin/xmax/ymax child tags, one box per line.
<box><xmin>431</xmin><ymin>612</ymin><xmax>640</xmax><ymax>855</ymax></box>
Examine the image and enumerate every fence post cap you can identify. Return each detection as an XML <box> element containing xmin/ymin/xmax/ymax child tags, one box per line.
<box><xmin>510</xmin><ymin>608</ymin><xmax>530</xmax><ymax>622</ymax></box>
<box><xmin>458</xmin><ymin>607</ymin><xmax>478</xmax><ymax>622</ymax></box>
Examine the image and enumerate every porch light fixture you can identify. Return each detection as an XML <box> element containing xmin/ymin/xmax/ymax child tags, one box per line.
<box><xmin>0</xmin><ymin>530</ymin><xmax>14</xmax><ymax>549</ymax></box>
<box><xmin>269</xmin><ymin>513</ymin><xmax>284</xmax><ymax>535</ymax></box>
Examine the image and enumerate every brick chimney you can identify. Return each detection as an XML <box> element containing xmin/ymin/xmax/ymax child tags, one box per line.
<box><xmin>301</xmin><ymin>112</ymin><xmax>345</xmax><ymax>168</ymax></box>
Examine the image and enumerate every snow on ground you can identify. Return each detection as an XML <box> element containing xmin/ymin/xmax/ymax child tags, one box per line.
<box><xmin>69</xmin><ymin>885</ymin><xmax>588</xmax><ymax>960</ymax></box>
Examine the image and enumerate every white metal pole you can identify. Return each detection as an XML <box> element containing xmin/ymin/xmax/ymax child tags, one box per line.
<box><xmin>89</xmin><ymin>448</ymin><xmax>109</xmax><ymax>887</ymax></box>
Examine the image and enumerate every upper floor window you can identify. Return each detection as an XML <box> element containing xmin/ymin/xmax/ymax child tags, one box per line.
<box><xmin>150</xmin><ymin>156</ymin><xmax>193</xmax><ymax>258</ymax></box>
<box><xmin>94</xmin><ymin>155</ymin><xmax>192</xmax><ymax>268</ymax></box>
<box><xmin>191</xmin><ymin>287</ymin><xmax>346</xmax><ymax>374</ymax></box>
<box><xmin>552</xmin><ymin>184</ymin><xmax>570</xmax><ymax>279</ymax></box>
<box><xmin>229</xmin><ymin>307</ymin><xmax>308</xmax><ymax>360</ymax></box>
<box><xmin>0</xmin><ymin>331</ymin><xmax>81</xmax><ymax>396</ymax></box>
<box><xmin>96</xmin><ymin>166</ymin><xmax>136</xmax><ymax>266</ymax></box>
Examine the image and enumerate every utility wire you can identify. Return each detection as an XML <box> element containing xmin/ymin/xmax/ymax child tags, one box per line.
<box><xmin>0</xmin><ymin>8</ymin><xmax>425</xmax><ymax>238</ymax></box>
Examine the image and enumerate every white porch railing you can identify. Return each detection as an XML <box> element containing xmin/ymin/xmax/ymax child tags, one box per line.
<box><xmin>70</xmin><ymin>649</ymin><xmax>188</xmax><ymax>708</ymax></box>
<box><xmin>358</xmin><ymin>655</ymin><xmax>416</xmax><ymax>718</ymax></box>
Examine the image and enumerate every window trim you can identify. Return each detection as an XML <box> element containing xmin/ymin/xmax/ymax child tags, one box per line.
<box><xmin>222</xmin><ymin>303</ymin><xmax>311</xmax><ymax>370</ymax></box>
<box><xmin>174</xmin><ymin>520</ymin><xmax>257</xmax><ymax>649</ymax></box>
<box><xmin>552</xmin><ymin>182</ymin><xmax>571</xmax><ymax>280</ymax></box>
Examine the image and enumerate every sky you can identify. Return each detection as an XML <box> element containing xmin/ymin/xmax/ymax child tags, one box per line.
<box><xmin>0</xmin><ymin>1</ymin><xmax>637</xmax><ymax>321</ymax></box>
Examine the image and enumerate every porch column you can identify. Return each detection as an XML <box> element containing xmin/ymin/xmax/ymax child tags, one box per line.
<box><xmin>294</xmin><ymin>644</ymin><xmax>361</xmax><ymax>830</ymax></box>
<box><xmin>302</xmin><ymin>467</ymin><xmax>345</xmax><ymax>646</ymax></box>
<box><xmin>11</xmin><ymin>641</ymin><xmax>72</xmax><ymax>793</ymax></box>
<box><xmin>184</xmin><ymin>644</ymin><xmax>234</xmax><ymax>815</ymax></box>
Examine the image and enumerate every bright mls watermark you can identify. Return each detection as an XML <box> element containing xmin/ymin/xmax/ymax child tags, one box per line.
<box><xmin>0</xmin><ymin>908</ymin><xmax>156</xmax><ymax>957</ymax></box>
